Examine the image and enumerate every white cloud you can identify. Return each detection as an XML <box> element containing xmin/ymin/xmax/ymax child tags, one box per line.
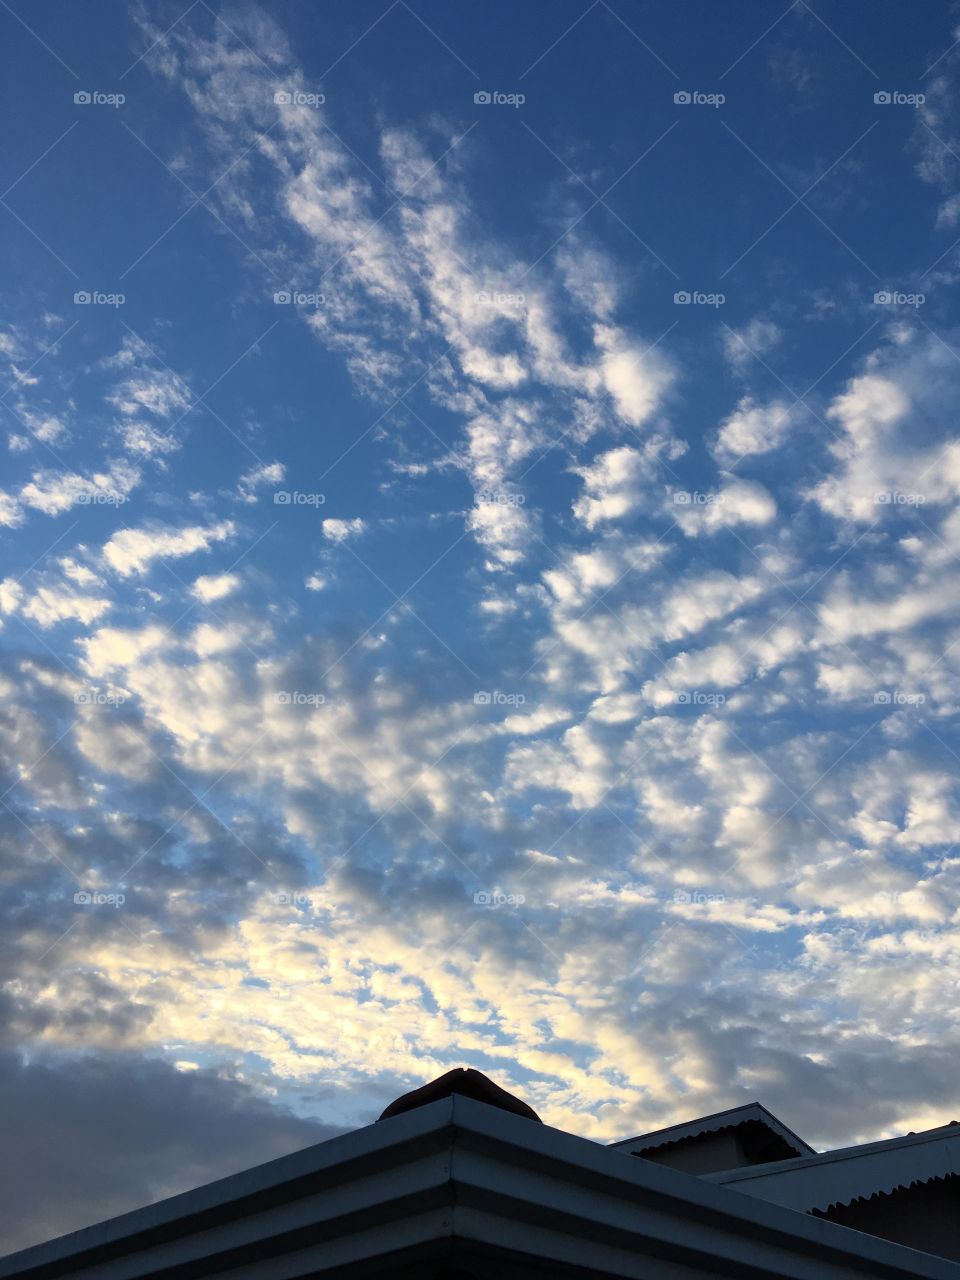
<box><xmin>58</xmin><ymin>558</ymin><xmax>102</xmax><ymax>587</ymax></box>
<box><xmin>190</xmin><ymin>621</ymin><xmax>253</xmax><ymax>657</ymax></box>
<box><xmin>106</xmin><ymin>353</ymin><xmax>193</xmax><ymax>420</ymax></box>
<box><xmin>828</xmin><ymin>372</ymin><xmax>909</xmax><ymax>443</ymax></box>
<box><xmin>808</xmin><ymin>338</ymin><xmax>960</xmax><ymax>521</ymax></box>
<box><xmin>593</xmin><ymin>324</ymin><xmax>674</xmax><ymax>427</ymax></box>
<box><xmin>321</xmin><ymin>517</ymin><xmax>366</xmax><ymax>543</ymax></box>
<box><xmin>936</xmin><ymin>192</ymin><xmax>960</xmax><ymax>229</ymax></box>
<box><xmin>642</xmin><ymin>623</ymin><xmax>804</xmax><ymax>707</ymax></box>
<box><xmin>539</xmin><ymin>564</ymin><xmax>767</xmax><ymax>692</ymax></box>
<box><xmin>466</xmin><ymin>497</ymin><xmax>529</xmax><ymax>568</ymax></box>
<box><xmin>74</xmin><ymin>713</ymin><xmax>158</xmax><ymax>781</ymax></box>
<box><xmin>674</xmin><ymin>478</ymin><xmax>777</xmax><ymax>535</ymax></box>
<box><xmin>18</xmin><ymin>461</ymin><xmax>140</xmax><ymax>517</ymax></box>
<box><xmin>80</xmin><ymin>624</ymin><xmax>171</xmax><ymax>677</ymax></box>
<box><xmin>572</xmin><ymin>446</ymin><xmax>651</xmax><ymax>529</ymax></box>
<box><xmin>543</xmin><ymin>540</ymin><xmax>666</xmax><ymax>610</ymax></box>
<box><xmin>238</xmin><ymin>461</ymin><xmax>284</xmax><ymax>502</ymax></box>
<box><xmin>102</xmin><ymin>520</ymin><xmax>236</xmax><ymax>577</ymax></box>
<box><xmin>0</xmin><ymin>578</ymin><xmax>24</xmax><ymax>613</ymax></box>
<box><xmin>818</xmin><ymin>572</ymin><xmax>960</xmax><ymax>641</ymax></box>
<box><xmin>16</xmin><ymin>409</ymin><xmax>66</xmax><ymax>446</ymax></box>
<box><xmin>713</xmin><ymin>397</ymin><xmax>797</xmax><ymax>461</ymax></box>
<box><xmin>722</xmin><ymin>318</ymin><xmax>781</xmax><ymax>371</ymax></box>
<box><xmin>0</xmin><ymin>490</ymin><xmax>22</xmax><ymax>527</ymax></box>
<box><xmin>118</xmin><ymin>421</ymin><xmax>180</xmax><ymax>458</ymax></box>
<box><xmin>22</xmin><ymin>586</ymin><xmax>111</xmax><ymax>629</ymax></box>
<box><xmin>191</xmin><ymin>573</ymin><xmax>241</xmax><ymax>603</ymax></box>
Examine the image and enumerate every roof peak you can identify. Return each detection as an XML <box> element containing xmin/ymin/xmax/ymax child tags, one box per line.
<box><xmin>377</xmin><ymin>1067</ymin><xmax>542</xmax><ymax>1123</ymax></box>
<box><xmin>609</xmin><ymin>1100</ymin><xmax>815</xmax><ymax>1169</ymax></box>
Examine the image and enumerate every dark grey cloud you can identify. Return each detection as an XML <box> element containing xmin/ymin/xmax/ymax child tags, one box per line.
<box><xmin>0</xmin><ymin>1051</ymin><xmax>344</xmax><ymax>1257</ymax></box>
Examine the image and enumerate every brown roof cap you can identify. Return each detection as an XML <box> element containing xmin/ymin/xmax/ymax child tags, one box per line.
<box><xmin>378</xmin><ymin>1067</ymin><xmax>542</xmax><ymax>1122</ymax></box>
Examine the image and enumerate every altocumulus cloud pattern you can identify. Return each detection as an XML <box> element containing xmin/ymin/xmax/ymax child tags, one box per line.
<box><xmin>1</xmin><ymin>0</ymin><xmax>960</xmax><ymax>1253</ymax></box>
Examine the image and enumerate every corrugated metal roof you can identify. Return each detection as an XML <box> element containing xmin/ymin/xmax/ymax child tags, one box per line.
<box><xmin>609</xmin><ymin>1101</ymin><xmax>816</xmax><ymax>1159</ymax></box>
<box><xmin>706</xmin><ymin>1120</ymin><xmax>960</xmax><ymax>1215</ymax></box>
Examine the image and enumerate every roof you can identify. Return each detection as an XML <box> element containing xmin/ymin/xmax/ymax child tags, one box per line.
<box><xmin>706</xmin><ymin>1119</ymin><xmax>960</xmax><ymax>1215</ymax></box>
<box><xmin>1</xmin><ymin>1094</ymin><xmax>958</xmax><ymax>1280</ymax></box>
<box><xmin>609</xmin><ymin>1101</ymin><xmax>817</xmax><ymax>1160</ymax></box>
<box><xmin>378</xmin><ymin>1066</ymin><xmax>542</xmax><ymax>1122</ymax></box>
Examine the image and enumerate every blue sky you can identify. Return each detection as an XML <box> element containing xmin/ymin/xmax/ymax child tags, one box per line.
<box><xmin>3</xmin><ymin>0</ymin><xmax>960</xmax><ymax>1250</ymax></box>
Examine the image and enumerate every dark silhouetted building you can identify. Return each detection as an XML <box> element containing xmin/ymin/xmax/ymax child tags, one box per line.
<box><xmin>2</xmin><ymin>1069</ymin><xmax>959</xmax><ymax>1279</ymax></box>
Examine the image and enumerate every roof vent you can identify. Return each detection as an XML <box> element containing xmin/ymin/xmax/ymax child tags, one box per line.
<box><xmin>378</xmin><ymin>1067</ymin><xmax>542</xmax><ymax>1122</ymax></box>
